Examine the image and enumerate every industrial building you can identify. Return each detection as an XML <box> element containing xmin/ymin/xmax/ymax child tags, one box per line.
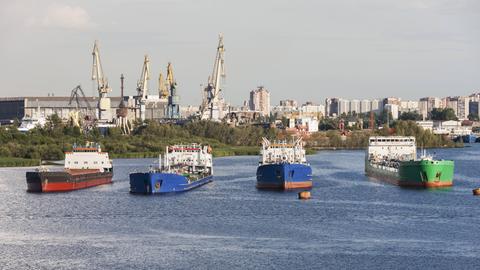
<box><xmin>0</xmin><ymin>96</ymin><xmax>167</xmax><ymax>124</ymax></box>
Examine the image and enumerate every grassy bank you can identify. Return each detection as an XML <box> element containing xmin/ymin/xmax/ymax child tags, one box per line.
<box><xmin>0</xmin><ymin>157</ymin><xmax>40</xmax><ymax>167</ymax></box>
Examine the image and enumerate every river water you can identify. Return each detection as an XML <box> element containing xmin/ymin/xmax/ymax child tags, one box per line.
<box><xmin>0</xmin><ymin>145</ymin><xmax>479</xmax><ymax>269</ymax></box>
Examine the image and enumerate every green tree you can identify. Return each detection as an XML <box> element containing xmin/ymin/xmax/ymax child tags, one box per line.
<box><xmin>399</xmin><ymin>111</ymin><xmax>422</xmax><ymax>121</ymax></box>
<box><xmin>430</xmin><ymin>108</ymin><xmax>458</xmax><ymax>121</ymax></box>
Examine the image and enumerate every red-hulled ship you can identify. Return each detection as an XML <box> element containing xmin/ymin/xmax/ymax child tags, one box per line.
<box><xmin>26</xmin><ymin>143</ymin><xmax>113</xmax><ymax>192</ymax></box>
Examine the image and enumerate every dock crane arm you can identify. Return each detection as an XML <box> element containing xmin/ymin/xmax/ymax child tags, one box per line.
<box><xmin>136</xmin><ymin>55</ymin><xmax>150</xmax><ymax>100</ymax></box>
<box><xmin>91</xmin><ymin>40</ymin><xmax>111</xmax><ymax>97</ymax></box>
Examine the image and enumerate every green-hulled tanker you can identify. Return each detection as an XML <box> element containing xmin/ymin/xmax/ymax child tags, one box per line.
<box><xmin>365</xmin><ymin>136</ymin><xmax>454</xmax><ymax>188</ymax></box>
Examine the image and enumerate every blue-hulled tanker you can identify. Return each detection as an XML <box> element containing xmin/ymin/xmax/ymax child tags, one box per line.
<box><xmin>130</xmin><ymin>144</ymin><xmax>213</xmax><ymax>194</ymax></box>
<box><xmin>256</xmin><ymin>137</ymin><xmax>312</xmax><ymax>190</ymax></box>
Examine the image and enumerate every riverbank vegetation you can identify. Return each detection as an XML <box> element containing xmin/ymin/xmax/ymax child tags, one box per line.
<box><xmin>0</xmin><ymin>115</ymin><xmax>461</xmax><ymax>165</ymax></box>
<box><xmin>0</xmin><ymin>116</ymin><xmax>277</xmax><ymax>161</ymax></box>
<box><xmin>0</xmin><ymin>157</ymin><xmax>40</xmax><ymax>167</ymax></box>
<box><xmin>305</xmin><ymin>120</ymin><xmax>461</xmax><ymax>149</ymax></box>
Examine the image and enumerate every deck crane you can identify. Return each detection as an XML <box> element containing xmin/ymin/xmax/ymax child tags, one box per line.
<box><xmin>68</xmin><ymin>85</ymin><xmax>95</xmax><ymax>129</ymax></box>
<box><xmin>136</xmin><ymin>55</ymin><xmax>150</xmax><ymax>121</ymax></box>
<box><xmin>200</xmin><ymin>34</ymin><xmax>226</xmax><ymax>121</ymax></box>
<box><xmin>91</xmin><ymin>40</ymin><xmax>112</xmax><ymax>122</ymax></box>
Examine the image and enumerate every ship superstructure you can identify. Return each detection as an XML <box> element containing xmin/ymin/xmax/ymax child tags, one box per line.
<box><xmin>65</xmin><ymin>143</ymin><xmax>113</xmax><ymax>172</ymax></box>
<box><xmin>257</xmin><ymin>137</ymin><xmax>312</xmax><ymax>190</ymax></box>
<box><xmin>260</xmin><ymin>137</ymin><xmax>308</xmax><ymax>165</ymax></box>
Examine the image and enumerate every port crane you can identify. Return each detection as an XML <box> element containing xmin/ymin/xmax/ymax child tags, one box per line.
<box><xmin>166</xmin><ymin>62</ymin><xmax>180</xmax><ymax>119</ymax></box>
<box><xmin>158</xmin><ymin>72</ymin><xmax>168</xmax><ymax>100</ymax></box>
<box><xmin>200</xmin><ymin>34</ymin><xmax>226</xmax><ymax>121</ymax></box>
<box><xmin>137</xmin><ymin>55</ymin><xmax>151</xmax><ymax>100</ymax></box>
<box><xmin>68</xmin><ymin>85</ymin><xmax>95</xmax><ymax>129</ymax></box>
<box><xmin>91</xmin><ymin>40</ymin><xmax>112</xmax><ymax>122</ymax></box>
<box><xmin>135</xmin><ymin>55</ymin><xmax>151</xmax><ymax>121</ymax></box>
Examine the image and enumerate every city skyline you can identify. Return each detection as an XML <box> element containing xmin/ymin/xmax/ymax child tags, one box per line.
<box><xmin>1</xmin><ymin>0</ymin><xmax>479</xmax><ymax>106</ymax></box>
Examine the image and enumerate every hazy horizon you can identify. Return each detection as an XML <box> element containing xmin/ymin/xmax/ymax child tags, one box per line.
<box><xmin>1</xmin><ymin>0</ymin><xmax>479</xmax><ymax>106</ymax></box>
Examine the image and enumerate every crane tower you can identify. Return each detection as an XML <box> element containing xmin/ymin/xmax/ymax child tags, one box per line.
<box><xmin>166</xmin><ymin>62</ymin><xmax>180</xmax><ymax>119</ymax></box>
<box><xmin>200</xmin><ymin>34</ymin><xmax>226</xmax><ymax>121</ymax></box>
<box><xmin>91</xmin><ymin>40</ymin><xmax>112</xmax><ymax>122</ymax></box>
<box><xmin>136</xmin><ymin>55</ymin><xmax>151</xmax><ymax>121</ymax></box>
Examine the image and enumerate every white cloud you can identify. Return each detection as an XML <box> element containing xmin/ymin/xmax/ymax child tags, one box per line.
<box><xmin>41</xmin><ymin>3</ymin><xmax>94</xmax><ymax>30</ymax></box>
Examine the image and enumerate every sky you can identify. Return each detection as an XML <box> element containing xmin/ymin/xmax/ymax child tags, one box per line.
<box><xmin>0</xmin><ymin>0</ymin><xmax>479</xmax><ymax>106</ymax></box>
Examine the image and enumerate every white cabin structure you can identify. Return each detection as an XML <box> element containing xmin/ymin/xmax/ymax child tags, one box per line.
<box><xmin>367</xmin><ymin>136</ymin><xmax>416</xmax><ymax>162</ymax></box>
<box><xmin>65</xmin><ymin>143</ymin><xmax>112</xmax><ymax>172</ymax></box>
<box><xmin>161</xmin><ymin>144</ymin><xmax>213</xmax><ymax>174</ymax></box>
<box><xmin>260</xmin><ymin>137</ymin><xmax>307</xmax><ymax>165</ymax></box>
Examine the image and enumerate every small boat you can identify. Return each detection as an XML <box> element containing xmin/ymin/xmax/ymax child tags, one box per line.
<box><xmin>256</xmin><ymin>137</ymin><xmax>312</xmax><ymax>190</ymax></box>
<box><xmin>26</xmin><ymin>142</ymin><xmax>113</xmax><ymax>192</ymax></box>
<box><xmin>18</xmin><ymin>115</ymin><xmax>46</xmax><ymax>132</ymax></box>
<box><xmin>129</xmin><ymin>144</ymin><xmax>213</xmax><ymax>194</ymax></box>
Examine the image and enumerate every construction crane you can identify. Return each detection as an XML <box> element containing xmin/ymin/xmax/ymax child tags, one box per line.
<box><xmin>91</xmin><ymin>40</ymin><xmax>112</xmax><ymax>122</ymax></box>
<box><xmin>200</xmin><ymin>34</ymin><xmax>226</xmax><ymax>121</ymax></box>
<box><xmin>68</xmin><ymin>85</ymin><xmax>95</xmax><ymax>129</ymax></box>
<box><xmin>166</xmin><ymin>62</ymin><xmax>180</xmax><ymax>119</ymax></box>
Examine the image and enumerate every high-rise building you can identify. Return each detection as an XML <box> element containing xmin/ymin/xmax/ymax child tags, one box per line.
<box><xmin>371</xmin><ymin>99</ymin><xmax>381</xmax><ymax>113</ymax></box>
<box><xmin>338</xmin><ymin>99</ymin><xmax>350</xmax><ymax>115</ymax></box>
<box><xmin>249</xmin><ymin>86</ymin><xmax>270</xmax><ymax>116</ymax></box>
<box><xmin>419</xmin><ymin>97</ymin><xmax>442</xmax><ymax>119</ymax></box>
<box><xmin>385</xmin><ymin>104</ymin><xmax>399</xmax><ymax>120</ymax></box>
<box><xmin>350</xmin><ymin>99</ymin><xmax>360</xmax><ymax>114</ymax></box>
<box><xmin>383</xmin><ymin>97</ymin><xmax>401</xmax><ymax>109</ymax></box>
<box><xmin>399</xmin><ymin>100</ymin><xmax>419</xmax><ymax>113</ymax></box>
<box><xmin>457</xmin><ymin>96</ymin><xmax>470</xmax><ymax>120</ymax></box>
<box><xmin>279</xmin><ymin>99</ymin><xmax>298</xmax><ymax>107</ymax></box>
<box><xmin>444</xmin><ymin>96</ymin><xmax>469</xmax><ymax>120</ymax></box>
<box><xmin>360</xmin><ymin>99</ymin><xmax>371</xmax><ymax>113</ymax></box>
<box><xmin>325</xmin><ymin>98</ymin><xmax>339</xmax><ymax>117</ymax></box>
<box><xmin>445</xmin><ymin>97</ymin><xmax>459</xmax><ymax>117</ymax></box>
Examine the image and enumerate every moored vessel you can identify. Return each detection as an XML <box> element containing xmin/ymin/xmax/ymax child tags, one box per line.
<box><xmin>129</xmin><ymin>144</ymin><xmax>213</xmax><ymax>194</ymax></box>
<box><xmin>365</xmin><ymin>136</ymin><xmax>454</xmax><ymax>188</ymax></box>
<box><xmin>26</xmin><ymin>143</ymin><xmax>113</xmax><ymax>192</ymax></box>
<box><xmin>256</xmin><ymin>137</ymin><xmax>312</xmax><ymax>190</ymax></box>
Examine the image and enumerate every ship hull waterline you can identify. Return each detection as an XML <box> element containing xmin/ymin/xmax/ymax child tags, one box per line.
<box><xmin>130</xmin><ymin>172</ymin><xmax>213</xmax><ymax>194</ymax></box>
<box><xmin>26</xmin><ymin>170</ymin><xmax>113</xmax><ymax>192</ymax></box>
<box><xmin>256</xmin><ymin>163</ymin><xmax>313</xmax><ymax>190</ymax></box>
<box><xmin>365</xmin><ymin>159</ymin><xmax>454</xmax><ymax>188</ymax></box>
